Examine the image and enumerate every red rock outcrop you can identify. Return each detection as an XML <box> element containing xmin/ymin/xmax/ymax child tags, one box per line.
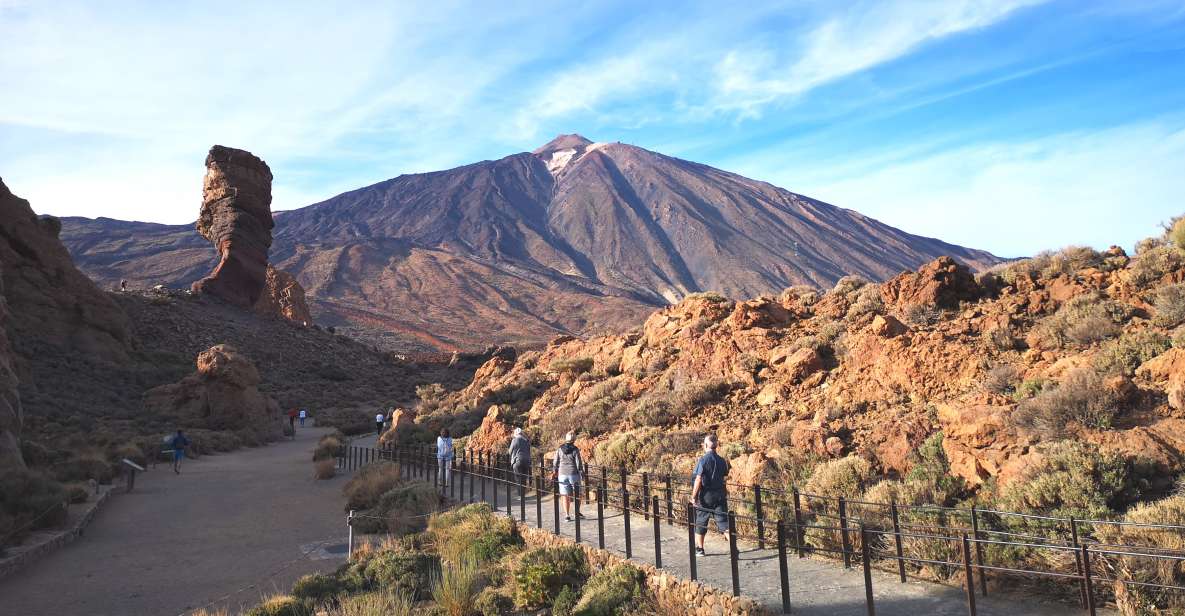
<box><xmin>0</xmin><ymin>274</ymin><xmax>23</xmax><ymax>469</ymax></box>
<box><xmin>192</xmin><ymin>146</ymin><xmax>275</xmax><ymax>309</ymax></box>
<box><xmin>881</xmin><ymin>256</ymin><xmax>980</xmax><ymax>310</ymax></box>
<box><xmin>377</xmin><ymin>407</ymin><xmax>417</xmax><ymax>447</ymax></box>
<box><xmin>254</xmin><ymin>265</ymin><xmax>312</xmax><ymax>324</ymax></box>
<box><xmin>0</xmin><ymin>179</ymin><xmax>130</xmax><ymax>364</ymax></box>
<box><xmin>464</xmin><ymin>405</ymin><xmax>515</xmax><ymax>454</ymax></box>
<box><xmin>143</xmin><ymin>344</ymin><xmax>282</xmax><ymax>438</ymax></box>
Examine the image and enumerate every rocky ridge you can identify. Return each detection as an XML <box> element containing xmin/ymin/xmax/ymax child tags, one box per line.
<box><xmin>417</xmin><ymin>237</ymin><xmax>1185</xmax><ymax>509</ymax></box>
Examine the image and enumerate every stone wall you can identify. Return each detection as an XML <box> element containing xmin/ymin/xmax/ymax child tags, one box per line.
<box><xmin>517</xmin><ymin>524</ymin><xmax>771</xmax><ymax>616</ymax></box>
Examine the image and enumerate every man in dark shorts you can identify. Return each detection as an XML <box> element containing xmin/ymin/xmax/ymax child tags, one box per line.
<box><xmin>690</xmin><ymin>433</ymin><xmax>730</xmax><ymax>556</ymax></box>
<box><xmin>170</xmin><ymin>429</ymin><xmax>191</xmax><ymax>475</ymax></box>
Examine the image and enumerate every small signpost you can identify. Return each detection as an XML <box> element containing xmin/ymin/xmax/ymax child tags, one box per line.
<box><xmin>122</xmin><ymin>458</ymin><xmax>146</xmax><ymax>492</ymax></box>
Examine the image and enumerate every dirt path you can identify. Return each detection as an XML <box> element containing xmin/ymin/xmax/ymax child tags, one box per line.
<box><xmin>0</xmin><ymin>427</ymin><xmax>351</xmax><ymax>616</ymax></box>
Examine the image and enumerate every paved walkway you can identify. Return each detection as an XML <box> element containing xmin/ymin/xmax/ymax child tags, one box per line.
<box><xmin>0</xmin><ymin>427</ymin><xmax>352</xmax><ymax>616</ymax></box>
<box><xmin>342</xmin><ymin>438</ymin><xmax>1111</xmax><ymax>616</ymax></box>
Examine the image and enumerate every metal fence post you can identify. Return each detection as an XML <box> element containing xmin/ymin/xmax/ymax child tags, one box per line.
<box><xmin>1071</xmin><ymin>517</ymin><xmax>1088</xmax><ymax>609</ymax></box>
<box><xmin>793</xmin><ymin>488</ymin><xmax>805</xmax><ymax>558</ymax></box>
<box><xmin>597</xmin><ymin>486</ymin><xmax>606</xmax><ymax>549</ymax></box>
<box><xmin>962</xmin><ymin>534</ymin><xmax>978</xmax><ymax>616</ymax></box>
<box><xmin>575</xmin><ymin>492</ymin><xmax>582</xmax><ymax>543</ymax></box>
<box><xmin>777</xmin><ymin>519</ymin><xmax>791</xmax><ymax>614</ymax></box>
<box><xmin>480</xmin><ymin>453</ymin><xmax>487</xmax><ymax>503</ymax></box>
<box><xmin>861</xmin><ymin>524</ymin><xmax>876</xmax><ymax>616</ymax></box>
<box><xmin>665</xmin><ymin>474</ymin><xmax>674</xmax><ymax>525</ymax></box>
<box><xmin>728</xmin><ymin>511</ymin><xmax>740</xmax><ymax>596</ymax></box>
<box><xmin>971</xmin><ymin>506</ymin><xmax>987</xmax><ymax>596</ymax></box>
<box><xmin>642</xmin><ymin>472</ymin><xmax>650</xmax><ymax>521</ymax></box>
<box><xmin>536</xmin><ymin>474</ymin><xmax>543</xmax><ymax>529</ymax></box>
<box><xmin>623</xmin><ymin>487</ymin><xmax>633</xmax><ymax>559</ymax></box>
<box><xmin>839</xmin><ymin>497</ymin><xmax>852</xmax><ymax>569</ymax></box>
<box><xmin>553</xmin><ymin>476</ymin><xmax>561</xmax><ymax>535</ymax></box>
<box><xmin>652</xmin><ymin>495</ymin><xmax>662</xmax><ymax>568</ymax></box>
<box><xmin>347</xmin><ymin>509</ymin><xmax>355</xmax><ymax>558</ymax></box>
<box><xmin>687</xmin><ymin>503</ymin><xmax>698</xmax><ymax>581</ymax></box>
<box><xmin>519</xmin><ymin>474</ymin><xmax>526</xmax><ymax>522</ymax></box>
<box><xmin>1081</xmin><ymin>544</ymin><xmax>1096</xmax><ymax>616</ymax></box>
<box><xmin>891</xmin><ymin>501</ymin><xmax>906</xmax><ymax>583</ymax></box>
<box><xmin>754</xmin><ymin>484</ymin><xmax>765</xmax><ymax>549</ymax></box>
<box><xmin>505</xmin><ymin>475</ymin><xmax>512</xmax><ymax>518</ymax></box>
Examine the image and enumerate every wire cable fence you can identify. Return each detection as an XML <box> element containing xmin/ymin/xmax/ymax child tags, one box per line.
<box><xmin>337</xmin><ymin>443</ymin><xmax>1185</xmax><ymax>615</ymax></box>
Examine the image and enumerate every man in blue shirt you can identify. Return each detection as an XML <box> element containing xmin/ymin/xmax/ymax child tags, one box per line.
<box><xmin>170</xmin><ymin>430</ymin><xmax>190</xmax><ymax>475</ymax></box>
<box><xmin>689</xmin><ymin>434</ymin><xmax>730</xmax><ymax>556</ymax></box>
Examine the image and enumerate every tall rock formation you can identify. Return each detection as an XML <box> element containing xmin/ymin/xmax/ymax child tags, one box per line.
<box><xmin>0</xmin><ymin>179</ymin><xmax>129</xmax><ymax>364</ymax></box>
<box><xmin>0</xmin><ymin>274</ymin><xmax>24</xmax><ymax>470</ymax></box>
<box><xmin>254</xmin><ymin>265</ymin><xmax>312</xmax><ymax>324</ymax></box>
<box><xmin>192</xmin><ymin>146</ymin><xmax>275</xmax><ymax>308</ymax></box>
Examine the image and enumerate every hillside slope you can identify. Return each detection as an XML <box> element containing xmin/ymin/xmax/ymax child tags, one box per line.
<box><xmin>61</xmin><ymin>135</ymin><xmax>1001</xmax><ymax>350</ymax></box>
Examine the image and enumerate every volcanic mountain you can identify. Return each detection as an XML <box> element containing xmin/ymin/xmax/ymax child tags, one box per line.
<box><xmin>61</xmin><ymin>134</ymin><xmax>1000</xmax><ymax>350</ymax></box>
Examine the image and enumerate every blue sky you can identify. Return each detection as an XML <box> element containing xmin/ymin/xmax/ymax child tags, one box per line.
<box><xmin>1</xmin><ymin>0</ymin><xmax>1183</xmax><ymax>257</ymax></box>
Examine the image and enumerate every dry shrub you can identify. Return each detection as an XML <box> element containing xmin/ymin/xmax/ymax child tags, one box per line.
<box><xmin>628</xmin><ymin>377</ymin><xmax>730</xmax><ymax>429</ymax></box>
<box><xmin>1030</xmin><ymin>294</ymin><xmax>1128</xmax><ymax>349</ymax></box>
<box><xmin>901</xmin><ymin>303</ymin><xmax>941</xmax><ymax>327</ymax></box>
<box><xmin>983</xmin><ymin>364</ymin><xmax>1020</xmax><ymax>395</ymax></box>
<box><xmin>314</xmin><ymin>458</ymin><xmax>336</xmax><ymax>480</ymax></box>
<box><xmin>313</xmin><ymin>431</ymin><xmax>343</xmax><ymax>461</ymax></box>
<box><xmin>1095</xmin><ymin>330</ymin><xmax>1171</xmax><ymax>376</ymax></box>
<box><xmin>0</xmin><ymin>470</ymin><xmax>68</xmax><ymax>548</ymax></box>
<box><xmin>1014</xmin><ymin>368</ymin><xmax>1121</xmax><ymax>437</ymax></box>
<box><xmin>542</xmin><ymin>376</ymin><xmax>631</xmax><ymax>442</ymax></box>
<box><xmin>343</xmin><ymin>461</ymin><xmax>404</xmax><ymax>511</ymax></box>
<box><xmin>803</xmin><ymin>456</ymin><xmax>874</xmax><ymax>553</ymax></box>
<box><xmin>1042</xmin><ymin>246</ymin><xmax>1104</xmax><ymax>277</ymax></box>
<box><xmin>1096</xmin><ymin>493</ymin><xmax>1185</xmax><ymax>615</ymax></box>
<box><xmin>551</xmin><ymin>357</ymin><xmax>594</xmax><ymax>376</ymax></box>
<box><xmin>432</xmin><ymin>559</ymin><xmax>481</xmax><ymax>616</ymax></box>
<box><xmin>1170</xmin><ymin>216</ymin><xmax>1185</xmax><ymax>251</ymax></box>
<box><xmin>326</xmin><ymin>591</ymin><xmax>414</xmax><ymax>616</ymax></box>
<box><xmin>243</xmin><ymin>594</ymin><xmax>310</xmax><ymax>616</ymax></box>
<box><xmin>1131</xmin><ymin>244</ymin><xmax>1185</xmax><ymax>288</ymax></box>
<box><xmin>845</xmin><ymin>284</ymin><xmax>884</xmax><ymax>320</ymax></box>
<box><xmin>1152</xmin><ymin>282</ymin><xmax>1185</xmax><ymax>328</ymax></box>
<box><xmin>831</xmin><ymin>275</ymin><xmax>869</xmax><ymax>297</ymax></box>
<box><xmin>593</xmin><ymin>428</ymin><xmax>699</xmax><ymax>474</ymax></box>
<box><xmin>983</xmin><ymin>326</ymin><xmax>1018</xmax><ymax>352</ymax></box>
<box><xmin>429</xmin><ymin>503</ymin><xmax>520</xmax><ymax>565</ymax></box>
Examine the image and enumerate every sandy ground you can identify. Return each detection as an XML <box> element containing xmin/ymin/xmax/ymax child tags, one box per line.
<box><xmin>0</xmin><ymin>427</ymin><xmax>350</xmax><ymax>616</ymax></box>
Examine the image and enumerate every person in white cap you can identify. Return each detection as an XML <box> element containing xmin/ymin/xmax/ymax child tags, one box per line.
<box><xmin>508</xmin><ymin>427</ymin><xmax>532</xmax><ymax>492</ymax></box>
<box><xmin>552</xmin><ymin>432</ymin><xmax>585</xmax><ymax>521</ymax></box>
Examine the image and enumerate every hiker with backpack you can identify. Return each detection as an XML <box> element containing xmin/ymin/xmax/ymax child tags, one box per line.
<box><xmin>552</xmin><ymin>432</ymin><xmax>585</xmax><ymax>522</ymax></box>
<box><xmin>509</xmin><ymin>427</ymin><xmax>531</xmax><ymax>493</ymax></box>
<box><xmin>690</xmin><ymin>433</ymin><xmax>731</xmax><ymax>556</ymax></box>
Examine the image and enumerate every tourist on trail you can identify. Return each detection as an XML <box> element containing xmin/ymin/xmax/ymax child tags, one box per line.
<box><xmin>509</xmin><ymin>427</ymin><xmax>532</xmax><ymax>492</ymax></box>
<box><xmin>299</xmin><ymin>408</ymin><xmax>307</xmax><ymax>427</ymax></box>
<box><xmin>690</xmin><ymin>434</ymin><xmax>730</xmax><ymax>556</ymax></box>
<box><xmin>436</xmin><ymin>428</ymin><xmax>455</xmax><ymax>488</ymax></box>
<box><xmin>552</xmin><ymin>432</ymin><xmax>585</xmax><ymax>522</ymax></box>
<box><xmin>287</xmin><ymin>408</ymin><xmax>297</xmax><ymax>433</ymax></box>
<box><xmin>375</xmin><ymin>411</ymin><xmax>385</xmax><ymax>436</ymax></box>
<box><xmin>170</xmin><ymin>429</ymin><xmax>191</xmax><ymax>475</ymax></box>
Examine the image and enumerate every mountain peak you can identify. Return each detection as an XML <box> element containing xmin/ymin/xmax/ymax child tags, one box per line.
<box><xmin>532</xmin><ymin>134</ymin><xmax>593</xmax><ymax>156</ymax></box>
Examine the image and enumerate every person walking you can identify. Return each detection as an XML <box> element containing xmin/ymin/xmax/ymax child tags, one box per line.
<box><xmin>508</xmin><ymin>427</ymin><xmax>532</xmax><ymax>494</ymax></box>
<box><xmin>287</xmin><ymin>408</ymin><xmax>297</xmax><ymax>434</ymax></box>
<box><xmin>552</xmin><ymin>432</ymin><xmax>585</xmax><ymax>522</ymax></box>
<box><xmin>375</xmin><ymin>411</ymin><xmax>385</xmax><ymax>436</ymax></box>
<box><xmin>298</xmin><ymin>408</ymin><xmax>307</xmax><ymax>427</ymax></box>
<box><xmin>436</xmin><ymin>428</ymin><xmax>455</xmax><ymax>488</ymax></box>
<box><xmin>170</xmin><ymin>429</ymin><xmax>191</xmax><ymax>475</ymax></box>
<box><xmin>690</xmin><ymin>434</ymin><xmax>730</xmax><ymax>556</ymax></box>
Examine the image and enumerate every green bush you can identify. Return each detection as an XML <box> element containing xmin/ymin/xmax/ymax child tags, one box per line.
<box><xmin>1130</xmin><ymin>244</ymin><xmax>1185</xmax><ymax>288</ymax></box>
<box><xmin>996</xmin><ymin>440</ymin><xmax>1133</xmax><ymax>523</ymax></box>
<box><xmin>0</xmin><ymin>470</ymin><xmax>68</xmax><ymax>547</ymax></box>
<box><xmin>50</xmin><ymin>455</ymin><xmax>115</xmax><ymax>483</ymax></box>
<box><xmin>366</xmin><ymin>482</ymin><xmax>440</xmax><ymax>536</ymax></box>
<box><xmin>429</xmin><ymin>503</ymin><xmax>521</xmax><ymax>565</ymax></box>
<box><xmin>1014</xmin><ymin>368</ymin><xmax>1121</xmax><ymax>437</ymax></box>
<box><xmin>553</xmin><ymin>585</ymin><xmax>578</xmax><ymax>616</ymax></box>
<box><xmin>291</xmin><ymin>573</ymin><xmax>341</xmax><ymax>602</ymax></box>
<box><xmin>512</xmin><ymin>547</ymin><xmax>588</xmax><ymax>609</ymax></box>
<box><xmin>1095</xmin><ymin>329</ymin><xmax>1171</xmax><ymax>376</ymax></box>
<box><xmin>244</xmin><ymin>595</ymin><xmax>311</xmax><ymax>616</ymax></box>
<box><xmin>327</xmin><ymin>591</ymin><xmax>414</xmax><ymax>616</ymax></box>
<box><xmin>1012</xmin><ymin>377</ymin><xmax>1048</xmax><ymax>401</ymax></box>
<box><xmin>804</xmin><ymin>456</ymin><xmax>874</xmax><ymax>500</ymax></box>
<box><xmin>1030</xmin><ymin>294</ymin><xmax>1128</xmax><ymax>349</ymax></box>
<box><xmin>1153</xmin><ymin>282</ymin><xmax>1185</xmax><ymax>328</ymax></box>
<box><xmin>475</xmin><ymin>589</ymin><xmax>514</xmax><ymax>616</ymax></box>
<box><xmin>432</xmin><ymin>559</ymin><xmax>481</xmax><ymax>616</ymax></box>
<box><xmin>364</xmin><ymin>550</ymin><xmax>440</xmax><ymax>599</ymax></box>
<box><xmin>342</xmin><ymin>461</ymin><xmax>404</xmax><ymax>511</ymax></box>
<box><xmin>572</xmin><ymin>564</ymin><xmax>646</xmax><ymax>616</ymax></box>
<box><xmin>1170</xmin><ymin>216</ymin><xmax>1185</xmax><ymax>251</ymax></box>
<box><xmin>845</xmin><ymin>283</ymin><xmax>884</xmax><ymax>320</ymax></box>
<box><xmin>904</xmin><ymin>433</ymin><xmax>964</xmax><ymax>506</ymax></box>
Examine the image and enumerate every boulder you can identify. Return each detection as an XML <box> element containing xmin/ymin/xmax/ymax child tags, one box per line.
<box><xmin>937</xmin><ymin>403</ymin><xmax>1028</xmax><ymax>486</ymax></box>
<box><xmin>768</xmin><ymin>347</ymin><xmax>822</xmax><ymax>382</ymax></box>
<box><xmin>143</xmin><ymin>344</ymin><xmax>283</xmax><ymax>438</ymax></box>
<box><xmin>1137</xmin><ymin>348</ymin><xmax>1185</xmax><ymax>411</ymax></box>
<box><xmin>464</xmin><ymin>405</ymin><xmax>515</xmax><ymax>454</ymax></box>
<box><xmin>727</xmin><ymin>297</ymin><xmax>792</xmax><ymax>330</ymax></box>
<box><xmin>254</xmin><ymin>265</ymin><xmax>312</xmax><ymax>324</ymax></box>
<box><xmin>192</xmin><ymin>146</ymin><xmax>275</xmax><ymax>308</ymax></box>
<box><xmin>377</xmin><ymin>407</ymin><xmax>417</xmax><ymax>447</ymax></box>
<box><xmin>870</xmin><ymin>314</ymin><xmax>908</xmax><ymax>338</ymax></box>
<box><xmin>881</xmin><ymin>256</ymin><xmax>980</xmax><ymax>310</ymax></box>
